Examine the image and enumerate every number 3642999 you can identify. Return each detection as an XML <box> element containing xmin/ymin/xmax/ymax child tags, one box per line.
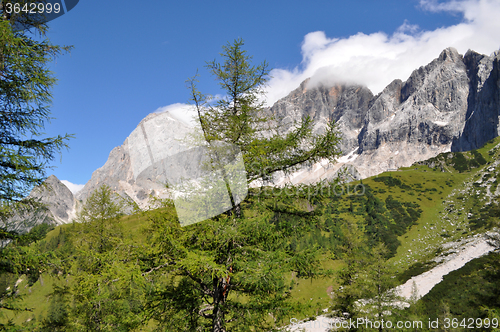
<box><xmin>4</xmin><ymin>2</ymin><xmax>61</xmax><ymax>14</ymax></box>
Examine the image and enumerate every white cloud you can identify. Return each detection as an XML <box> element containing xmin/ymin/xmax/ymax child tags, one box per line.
<box><xmin>396</xmin><ymin>20</ymin><xmax>421</xmax><ymax>34</ymax></box>
<box><xmin>264</xmin><ymin>0</ymin><xmax>500</xmax><ymax>106</ymax></box>
<box><xmin>154</xmin><ymin>103</ymin><xmax>199</xmax><ymax>127</ymax></box>
<box><xmin>154</xmin><ymin>95</ymin><xmax>226</xmax><ymax>128</ymax></box>
<box><xmin>61</xmin><ymin>180</ymin><xmax>85</xmax><ymax>194</ymax></box>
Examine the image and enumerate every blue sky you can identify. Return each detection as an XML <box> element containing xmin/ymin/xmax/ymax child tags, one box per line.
<box><xmin>41</xmin><ymin>0</ymin><xmax>500</xmax><ymax>193</ymax></box>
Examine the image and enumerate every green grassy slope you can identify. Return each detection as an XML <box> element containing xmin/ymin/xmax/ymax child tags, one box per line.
<box><xmin>4</xmin><ymin>136</ymin><xmax>500</xmax><ymax>329</ymax></box>
<box><xmin>2</xmin><ymin>212</ymin><xmax>155</xmax><ymax>327</ymax></box>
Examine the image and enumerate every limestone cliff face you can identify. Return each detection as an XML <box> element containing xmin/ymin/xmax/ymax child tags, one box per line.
<box><xmin>30</xmin><ymin>175</ymin><xmax>77</xmax><ymax>224</ymax></box>
<box><xmin>352</xmin><ymin>47</ymin><xmax>471</xmax><ymax>177</ymax></box>
<box><xmin>452</xmin><ymin>49</ymin><xmax>500</xmax><ymax>151</ymax></box>
<box><xmin>69</xmin><ymin>47</ymin><xmax>500</xmax><ymax>211</ymax></box>
<box><xmin>6</xmin><ymin>175</ymin><xmax>77</xmax><ymax>234</ymax></box>
<box><xmin>75</xmin><ymin>111</ymin><xmax>194</xmax><ymax>207</ymax></box>
<box><xmin>270</xmin><ymin>79</ymin><xmax>373</xmax><ymax>155</ymax></box>
<box><xmin>269</xmin><ymin>47</ymin><xmax>500</xmax><ymax>180</ymax></box>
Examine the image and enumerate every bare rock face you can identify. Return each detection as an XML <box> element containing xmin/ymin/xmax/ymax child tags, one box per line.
<box><xmin>352</xmin><ymin>47</ymin><xmax>471</xmax><ymax>177</ymax></box>
<box><xmin>30</xmin><ymin>175</ymin><xmax>77</xmax><ymax>224</ymax></box>
<box><xmin>270</xmin><ymin>47</ymin><xmax>500</xmax><ymax>180</ymax></box>
<box><xmin>75</xmin><ymin>111</ymin><xmax>194</xmax><ymax>207</ymax></box>
<box><xmin>452</xmin><ymin>50</ymin><xmax>500</xmax><ymax>151</ymax></box>
<box><xmin>5</xmin><ymin>175</ymin><xmax>77</xmax><ymax>234</ymax></box>
<box><xmin>270</xmin><ymin>78</ymin><xmax>373</xmax><ymax>155</ymax></box>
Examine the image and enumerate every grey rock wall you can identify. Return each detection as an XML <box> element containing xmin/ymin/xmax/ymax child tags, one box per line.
<box><xmin>452</xmin><ymin>50</ymin><xmax>500</xmax><ymax>151</ymax></box>
<box><xmin>269</xmin><ymin>78</ymin><xmax>373</xmax><ymax>155</ymax></box>
<box><xmin>75</xmin><ymin>111</ymin><xmax>196</xmax><ymax>208</ymax></box>
<box><xmin>30</xmin><ymin>175</ymin><xmax>77</xmax><ymax>224</ymax></box>
<box><xmin>351</xmin><ymin>47</ymin><xmax>471</xmax><ymax>177</ymax></box>
<box><xmin>5</xmin><ymin>175</ymin><xmax>76</xmax><ymax>234</ymax></box>
<box><xmin>270</xmin><ymin>47</ymin><xmax>499</xmax><ymax>180</ymax></box>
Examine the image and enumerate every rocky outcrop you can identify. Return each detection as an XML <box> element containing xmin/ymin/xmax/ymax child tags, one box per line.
<box><xmin>30</xmin><ymin>175</ymin><xmax>77</xmax><ymax>224</ymax></box>
<box><xmin>270</xmin><ymin>78</ymin><xmax>373</xmax><ymax>155</ymax></box>
<box><xmin>452</xmin><ymin>50</ymin><xmax>500</xmax><ymax>151</ymax></box>
<box><xmin>351</xmin><ymin>47</ymin><xmax>471</xmax><ymax>177</ymax></box>
<box><xmin>270</xmin><ymin>47</ymin><xmax>500</xmax><ymax>180</ymax></box>
<box><xmin>6</xmin><ymin>175</ymin><xmax>77</xmax><ymax>233</ymax></box>
<box><xmin>75</xmin><ymin>111</ymin><xmax>194</xmax><ymax>208</ymax></box>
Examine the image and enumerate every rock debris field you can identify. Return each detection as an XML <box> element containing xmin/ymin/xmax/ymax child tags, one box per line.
<box><xmin>286</xmin><ymin>232</ymin><xmax>498</xmax><ymax>332</ymax></box>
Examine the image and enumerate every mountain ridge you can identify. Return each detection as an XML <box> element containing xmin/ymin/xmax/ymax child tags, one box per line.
<box><xmin>268</xmin><ymin>47</ymin><xmax>499</xmax><ymax>181</ymax></box>
<box><xmin>40</xmin><ymin>46</ymin><xmax>500</xmax><ymax>223</ymax></box>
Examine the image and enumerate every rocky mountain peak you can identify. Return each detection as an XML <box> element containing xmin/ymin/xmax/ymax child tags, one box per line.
<box><xmin>452</xmin><ymin>48</ymin><xmax>500</xmax><ymax>151</ymax></box>
<box><xmin>400</xmin><ymin>46</ymin><xmax>466</xmax><ymax>107</ymax></box>
<box><xmin>75</xmin><ymin>110</ymin><xmax>194</xmax><ymax>207</ymax></box>
<box><xmin>30</xmin><ymin>175</ymin><xmax>76</xmax><ymax>224</ymax></box>
<box><xmin>4</xmin><ymin>175</ymin><xmax>77</xmax><ymax>234</ymax></box>
<box><xmin>270</xmin><ymin>46</ymin><xmax>499</xmax><ymax>181</ymax></box>
<box><xmin>438</xmin><ymin>47</ymin><xmax>462</xmax><ymax>63</ymax></box>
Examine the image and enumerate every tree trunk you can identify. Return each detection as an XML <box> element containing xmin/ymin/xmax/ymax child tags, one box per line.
<box><xmin>212</xmin><ymin>251</ymin><xmax>233</xmax><ymax>332</ymax></box>
<box><xmin>212</xmin><ymin>278</ymin><xmax>227</xmax><ymax>332</ymax></box>
<box><xmin>233</xmin><ymin>202</ymin><xmax>241</xmax><ymax>219</ymax></box>
<box><xmin>212</xmin><ymin>307</ymin><xmax>225</xmax><ymax>332</ymax></box>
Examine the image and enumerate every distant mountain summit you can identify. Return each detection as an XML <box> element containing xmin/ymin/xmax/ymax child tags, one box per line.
<box><xmin>74</xmin><ymin>111</ymin><xmax>193</xmax><ymax>207</ymax></box>
<box><xmin>6</xmin><ymin>175</ymin><xmax>77</xmax><ymax>233</ymax></box>
<box><xmin>41</xmin><ymin>47</ymin><xmax>500</xmax><ymax>223</ymax></box>
<box><xmin>32</xmin><ymin>175</ymin><xmax>77</xmax><ymax>224</ymax></box>
<box><xmin>269</xmin><ymin>47</ymin><xmax>500</xmax><ymax>180</ymax></box>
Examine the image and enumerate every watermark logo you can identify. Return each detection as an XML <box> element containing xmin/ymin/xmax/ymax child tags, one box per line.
<box><xmin>3</xmin><ymin>0</ymin><xmax>80</xmax><ymax>28</ymax></box>
<box><xmin>129</xmin><ymin>111</ymin><xmax>248</xmax><ymax>227</ymax></box>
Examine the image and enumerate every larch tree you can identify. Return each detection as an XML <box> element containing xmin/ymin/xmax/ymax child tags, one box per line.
<box><xmin>187</xmin><ymin>38</ymin><xmax>340</xmax><ymax>216</ymax></box>
<box><xmin>142</xmin><ymin>39</ymin><xmax>342</xmax><ymax>332</ymax></box>
<box><xmin>333</xmin><ymin>218</ymin><xmax>369</xmax><ymax>325</ymax></box>
<box><xmin>70</xmin><ymin>185</ymin><xmax>144</xmax><ymax>332</ymax></box>
<box><xmin>0</xmin><ymin>1</ymin><xmax>72</xmax><ymax>207</ymax></box>
<box><xmin>0</xmin><ymin>1</ymin><xmax>72</xmax><ymax>319</ymax></box>
<box><xmin>358</xmin><ymin>243</ymin><xmax>400</xmax><ymax>332</ymax></box>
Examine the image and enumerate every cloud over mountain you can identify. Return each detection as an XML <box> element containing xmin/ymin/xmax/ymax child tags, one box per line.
<box><xmin>61</xmin><ymin>180</ymin><xmax>85</xmax><ymax>194</ymax></box>
<box><xmin>264</xmin><ymin>0</ymin><xmax>500</xmax><ymax>105</ymax></box>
